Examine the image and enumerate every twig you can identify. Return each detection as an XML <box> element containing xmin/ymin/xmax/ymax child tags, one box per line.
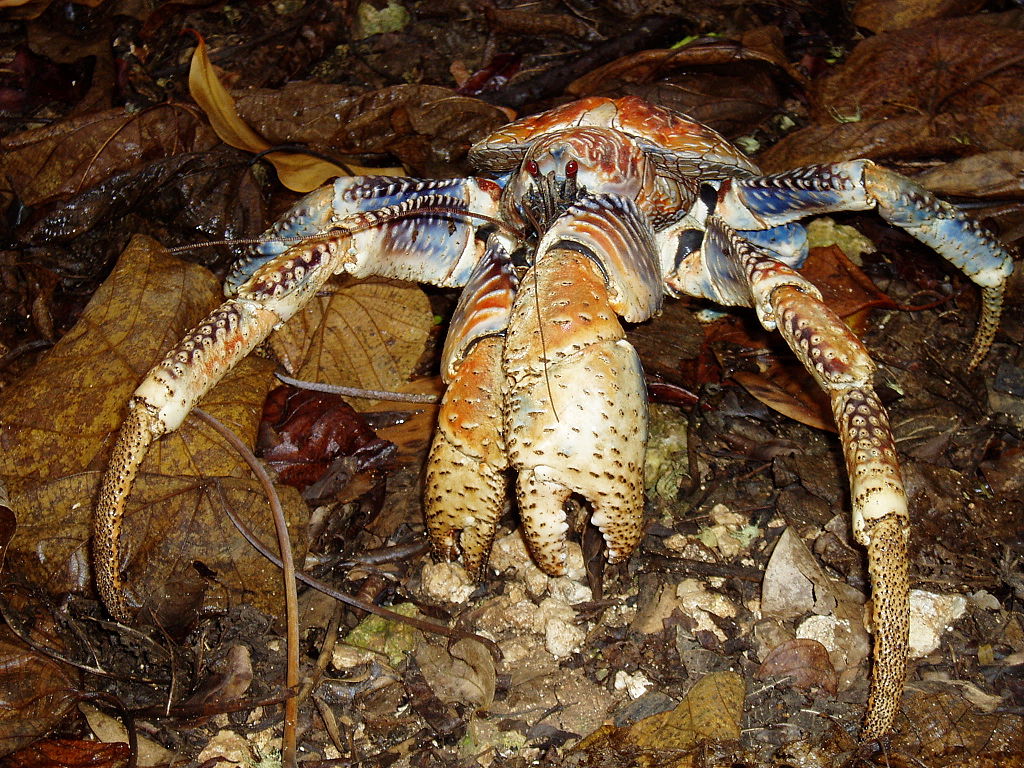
<box><xmin>194</xmin><ymin>408</ymin><xmax>299</xmax><ymax>768</ymax></box>
<box><xmin>275</xmin><ymin>372</ymin><xmax>440</xmax><ymax>403</ymax></box>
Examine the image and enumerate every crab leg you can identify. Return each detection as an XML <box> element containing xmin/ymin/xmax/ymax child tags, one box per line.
<box><xmin>94</xmin><ymin>176</ymin><xmax>500</xmax><ymax>622</ymax></box>
<box><xmin>715</xmin><ymin>160</ymin><xmax>1015</xmax><ymax>368</ymax></box>
<box><xmin>673</xmin><ymin>216</ymin><xmax>909</xmax><ymax>738</ymax></box>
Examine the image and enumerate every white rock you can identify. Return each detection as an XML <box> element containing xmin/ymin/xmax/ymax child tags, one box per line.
<box><xmin>549</xmin><ymin>576</ymin><xmax>592</xmax><ymax>605</ymax></box>
<box><xmin>908</xmin><ymin>589</ymin><xmax>968</xmax><ymax>658</ymax></box>
<box><xmin>613</xmin><ymin>670</ymin><xmax>653</xmax><ymax>699</ymax></box>
<box><xmin>420</xmin><ymin>561</ymin><xmax>476</xmax><ymax>603</ymax></box>
<box><xmin>545</xmin><ymin>617</ymin><xmax>585</xmax><ymax>658</ymax></box>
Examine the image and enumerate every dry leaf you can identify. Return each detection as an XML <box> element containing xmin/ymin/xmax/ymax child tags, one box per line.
<box><xmin>0</xmin><ymin>634</ymin><xmax>80</xmax><ymax>758</ymax></box>
<box><xmin>188</xmin><ymin>36</ymin><xmax>383</xmax><ymax>191</ymax></box>
<box><xmin>0</xmin><ymin>236</ymin><xmax>307</xmax><ymax>623</ymax></box>
<box><xmin>730</xmin><ymin>370</ymin><xmax>834</xmax><ymax>432</ymax></box>
<box><xmin>268</xmin><ymin>277</ymin><xmax>433</xmax><ymax>410</ymax></box>
<box><xmin>756</xmin><ymin>638</ymin><xmax>839</xmax><ymax>694</ymax></box>
<box><xmin>573</xmin><ymin>671</ymin><xmax>744</xmax><ymax>764</ymax></box>
<box><xmin>761</xmin><ymin>528</ymin><xmax>864</xmax><ymax>621</ymax></box>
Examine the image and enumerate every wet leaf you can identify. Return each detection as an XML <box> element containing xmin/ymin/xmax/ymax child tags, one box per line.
<box><xmin>4</xmin><ymin>739</ymin><xmax>129</xmax><ymax>768</ymax></box>
<box><xmin>574</xmin><ymin>671</ymin><xmax>744</xmax><ymax>760</ymax></box>
<box><xmin>730</xmin><ymin>369</ymin><xmax>834</xmax><ymax>432</ymax></box>
<box><xmin>915</xmin><ymin>150</ymin><xmax>1024</xmax><ymax>199</ymax></box>
<box><xmin>759</xmin><ymin>18</ymin><xmax>1024</xmax><ymax>170</ymax></box>
<box><xmin>756</xmin><ymin>638</ymin><xmax>838</xmax><ymax>694</ymax></box>
<box><xmin>0</xmin><ymin>237</ymin><xmax>306</xmax><ymax>623</ymax></box>
<box><xmin>0</xmin><ymin>634</ymin><xmax>80</xmax><ymax>758</ymax></box>
<box><xmin>852</xmin><ymin>0</ymin><xmax>987</xmax><ymax>33</ymax></box>
<box><xmin>234</xmin><ymin>84</ymin><xmax>510</xmax><ymax>177</ymax></box>
<box><xmin>893</xmin><ymin>683</ymin><xmax>1024</xmax><ymax>755</ymax></box>
<box><xmin>0</xmin><ymin>105</ymin><xmax>217</xmax><ymax>208</ymax></box>
<box><xmin>258</xmin><ymin>386</ymin><xmax>388</xmax><ymax>494</ymax></box>
<box><xmin>189</xmin><ymin>36</ymin><xmax>387</xmax><ymax>190</ymax></box>
<box><xmin>268</xmin><ymin>277</ymin><xmax>433</xmax><ymax>410</ymax></box>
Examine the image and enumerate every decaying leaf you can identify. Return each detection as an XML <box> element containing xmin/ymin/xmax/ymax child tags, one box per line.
<box><xmin>0</xmin><ymin>105</ymin><xmax>217</xmax><ymax>208</ymax></box>
<box><xmin>759</xmin><ymin>16</ymin><xmax>1024</xmax><ymax>170</ymax></box>
<box><xmin>761</xmin><ymin>528</ymin><xmax>864</xmax><ymax>621</ymax></box>
<box><xmin>233</xmin><ymin>83</ymin><xmax>511</xmax><ymax>178</ymax></box>
<box><xmin>0</xmin><ymin>634</ymin><xmax>80</xmax><ymax>758</ymax></box>
<box><xmin>268</xmin><ymin>277</ymin><xmax>433</xmax><ymax>410</ymax></box>
<box><xmin>756</xmin><ymin>638</ymin><xmax>838</xmax><ymax>694</ymax></box>
<box><xmin>0</xmin><ymin>236</ymin><xmax>307</xmax><ymax>623</ymax></box>
<box><xmin>189</xmin><ymin>36</ymin><xmax>389</xmax><ymax>190</ymax></box>
<box><xmin>573</xmin><ymin>671</ymin><xmax>744</xmax><ymax>763</ymax></box>
<box><xmin>415</xmin><ymin>637</ymin><xmax>497</xmax><ymax>712</ymax></box>
<box><xmin>852</xmin><ymin>0</ymin><xmax>987</xmax><ymax>33</ymax></box>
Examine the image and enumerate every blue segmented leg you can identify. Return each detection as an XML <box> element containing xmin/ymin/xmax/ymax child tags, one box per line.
<box><xmin>502</xmin><ymin>194</ymin><xmax>663</xmax><ymax>574</ymax></box>
<box><xmin>714</xmin><ymin>160</ymin><xmax>1015</xmax><ymax>369</ymax></box>
<box><xmin>94</xmin><ymin>176</ymin><xmax>502</xmax><ymax>622</ymax></box>
<box><xmin>425</xmin><ymin>236</ymin><xmax>518</xmax><ymax>577</ymax></box>
<box><xmin>666</xmin><ymin>214</ymin><xmax>910</xmax><ymax>739</ymax></box>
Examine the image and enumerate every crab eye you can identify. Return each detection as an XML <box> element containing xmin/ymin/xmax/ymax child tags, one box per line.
<box><xmin>565</xmin><ymin>159</ymin><xmax>578</xmax><ymax>178</ymax></box>
<box><xmin>525</xmin><ymin>159</ymin><xmax>540</xmax><ymax>177</ymax></box>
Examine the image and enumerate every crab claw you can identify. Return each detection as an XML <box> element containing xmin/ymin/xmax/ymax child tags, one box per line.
<box><xmin>502</xmin><ymin>203</ymin><xmax>656</xmax><ymax>574</ymax></box>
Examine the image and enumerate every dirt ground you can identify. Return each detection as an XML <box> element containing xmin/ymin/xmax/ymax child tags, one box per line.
<box><xmin>0</xmin><ymin>0</ymin><xmax>1023</xmax><ymax>766</ymax></box>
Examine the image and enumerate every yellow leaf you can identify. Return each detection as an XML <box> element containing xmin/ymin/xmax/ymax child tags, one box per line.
<box><xmin>269</xmin><ymin>277</ymin><xmax>434</xmax><ymax>410</ymax></box>
<box><xmin>188</xmin><ymin>35</ymin><xmax>393</xmax><ymax>191</ymax></box>
<box><xmin>0</xmin><ymin>236</ymin><xmax>306</xmax><ymax>623</ymax></box>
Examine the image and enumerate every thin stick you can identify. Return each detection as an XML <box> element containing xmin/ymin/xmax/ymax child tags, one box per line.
<box><xmin>275</xmin><ymin>372</ymin><xmax>440</xmax><ymax>403</ymax></box>
<box><xmin>194</xmin><ymin>408</ymin><xmax>299</xmax><ymax>768</ymax></box>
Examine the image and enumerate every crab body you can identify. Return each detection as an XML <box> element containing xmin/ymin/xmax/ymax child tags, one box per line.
<box><xmin>93</xmin><ymin>96</ymin><xmax>1014</xmax><ymax>740</ymax></box>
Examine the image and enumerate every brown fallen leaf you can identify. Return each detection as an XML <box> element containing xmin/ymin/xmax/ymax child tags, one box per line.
<box><xmin>189</xmin><ymin>35</ymin><xmax>393</xmax><ymax>191</ymax></box>
<box><xmin>915</xmin><ymin>150</ymin><xmax>1024</xmax><ymax>199</ymax></box>
<box><xmin>0</xmin><ymin>105</ymin><xmax>217</xmax><ymax>208</ymax></box>
<box><xmin>0</xmin><ymin>236</ymin><xmax>307</xmax><ymax>625</ymax></box>
<box><xmin>415</xmin><ymin>637</ymin><xmax>496</xmax><ymax>711</ymax></box>
<box><xmin>757</xmin><ymin>638</ymin><xmax>839</xmax><ymax>694</ymax></box>
<box><xmin>573</xmin><ymin>671</ymin><xmax>744</xmax><ymax>764</ymax></box>
<box><xmin>268</xmin><ymin>276</ymin><xmax>433</xmax><ymax>410</ymax></box>
<box><xmin>4</xmin><ymin>739</ymin><xmax>129</xmax><ymax>768</ymax></box>
<box><xmin>852</xmin><ymin>0</ymin><xmax>987</xmax><ymax>33</ymax></box>
<box><xmin>235</xmin><ymin>83</ymin><xmax>511</xmax><ymax>178</ymax></box>
<box><xmin>759</xmin><ymin>17</ymin><xmax>1024</xmax><ymax>170</ymax></box>
<box><xmin>0</xmin><ymin>633</ymin><xmax>81</xmax><ymax>758</ymax></box>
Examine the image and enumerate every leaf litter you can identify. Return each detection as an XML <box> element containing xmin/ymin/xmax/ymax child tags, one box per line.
<box><xmin>0</xmin><ymin>1</ymin><xmax>1023</xmax><ymax>765</ymax></box>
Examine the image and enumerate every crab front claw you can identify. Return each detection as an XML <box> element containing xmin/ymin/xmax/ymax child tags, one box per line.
<box><xmin>501</xmin><ymin>194</ymin><xmax>662</xmax><ymax>575</ymax></box>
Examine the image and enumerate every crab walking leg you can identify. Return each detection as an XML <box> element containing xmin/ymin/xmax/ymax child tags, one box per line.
<box><xmin>94</xmin><ymin>241</ymin><xmax>348</xmax><ymax>622</ymax></box>
<box><xmin>678</xmin><ymin>217</ymin><xmax>909</xmax><ymax>738</ymax></box>
<box><xmin>716</xmin><ymin>160</ymin><xmax>1015</xmax><ymax>369</ymax></box>
<box><xmin>94</xmin><ymin>176</ymin><xmax>501</xmax><ymax>622</ymax></box>
<box><xmin>770</xmin><ymin>284</ymin><xmax>909</xmax><ymax>739</ymax></box>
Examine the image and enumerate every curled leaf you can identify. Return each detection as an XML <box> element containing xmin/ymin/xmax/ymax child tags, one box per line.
<box><xmin>188</xmin><ymin>35</ymin><xmax>386</xmax><ymax>191</ymax></box>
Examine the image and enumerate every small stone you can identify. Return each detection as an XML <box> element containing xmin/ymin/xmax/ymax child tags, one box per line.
<box><xmin>969</xmin><ymin>590</ymin><xmax>1002</xmax><ymax>612</ymax></box>
<box><xmin>420</xmin><ymin>561</ymin><xmax>476</xmax><ymax>603</ymax></box>
<box><xmin>613</xmin><ymin>670</ymin><xmax>653</xmax><ymax>699</ymax></box>
<box><xmin>545</xmin><ymin>617</ymin><xmax>585</xmax><ymax>658</ymax></box>
<box><xmin>908</xmin><ymin>589</ymin><xmax>968</xmax><ymax>658</ymax></box>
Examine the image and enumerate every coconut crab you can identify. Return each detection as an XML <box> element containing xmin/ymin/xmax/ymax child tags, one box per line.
<box><xmin>93</xmin><ymin>96</ymin><xmax>1014</xmax><ymax>739</ymax></box>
